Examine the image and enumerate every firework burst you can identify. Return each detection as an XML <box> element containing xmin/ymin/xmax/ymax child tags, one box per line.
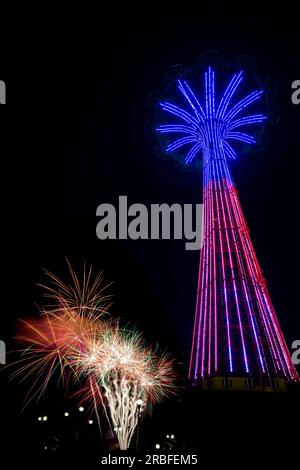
<box><xmin>10</xmin><ymin>263</ymin><xmax>177</xmax><ymax>450</ymax></box>
<box><xmin>81</xmin><ymin>325</ymin><xmax>176</xmax><ymax>449</ymax></box>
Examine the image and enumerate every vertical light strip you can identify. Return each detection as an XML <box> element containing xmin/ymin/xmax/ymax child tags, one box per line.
<box><xmin>194</xmin><ymin>153</ymin><xmax>209</xmax><ymax>379</ymax></box>
<box><xmin>212</xmin><ymin>149</ymin><xmax>233</xmax><ymax>373</ymax></box>
<box><xmin>200</xmin><ymin>155</ymin><xmax>211</xmax><ymax>377</ymax></box>
<box><xmin>211</xmin><ymin>171</ymin><xmax>218</xmax><ymax>372</ymax></box>
<box><xmin>200</xmin><ymin>70</ymin><xmax>213</xmax><ymax>377</ymax></box>
<box><xmin>222</xmin><ymin>177</ymin><xmax>267</xmax><ymax>374</ymax></box>
<box><xmin>211</xmin><ymin>68</ymin><xmax>215</xmax><ymax>117</ymax></box>
<box><xmin>188</xmin><ymin>241</ymin><xmax>204</xmax><ymax>380</ymax></box>
<box><xmin>207</xmin><ymin>165</ymin><xmax>214</xmax><ymax>376</ymax></box>
<box><xmin>215</xmin><ymin>156</ymin><xmax>249</xmax><ymax>373</ymax></box>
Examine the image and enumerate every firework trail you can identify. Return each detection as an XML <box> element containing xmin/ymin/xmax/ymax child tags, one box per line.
<box><xmin>10</xmin><ymin>263</ymin><xmax>177</xmax><ymax>450</ymax></box>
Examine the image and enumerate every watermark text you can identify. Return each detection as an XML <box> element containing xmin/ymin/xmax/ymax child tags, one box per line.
<box><xmin>291</xmin><ymin>80</ymin><xmax>300</xmax><ymax>105</ymax></box>
<box><xmin>0</xmin><ymin>80</ymin><xmax>6</xmax><ymax>104</ymax></box>
<box><xmin>96</xmin><ymin>196</ymin><xmax>203</xmax><ymax>250</ymax></box>
<box><xmin>291</xmin><ymin>340</ymin><xmax>300</xmax><ymax>365</ymax></box>
<box><xmin>0</xmin><ymin>340</ymin><xmax>6</xmax><ymax>364</ymax></box>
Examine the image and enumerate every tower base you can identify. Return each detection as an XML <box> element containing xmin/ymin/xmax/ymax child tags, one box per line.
<box><xmin>194</xmin><ymin>376</ymin><xmax>287</xmax><ymax>392</ymax></box>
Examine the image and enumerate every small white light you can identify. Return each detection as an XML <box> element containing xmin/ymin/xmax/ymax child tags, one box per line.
<box><xmin>38</xmin><ymin>417</ymin><xmax>42</xmax><ymax>422</ymax></box>
<box><xmin>79</xmin><ymin>406</ymin><xmax>84</xmax><ymax>412</ymax></box>
<box><xmin>88</xmin><ymin>419</ymin><xmax>93</xmax><ymax>425</ymax></box>
<box><xmin>64</xmin><ymin>412</ymin><xmax>69</xmax><ymax>417</ymax></box>
<box><xmin>170</xmin><ymin>434</ymin><xmax>175</xmax><ymax>439</ymax></box>
<box><xmin>42</xmin><ymin>416</ymin><xmax>48</xmax><ymax>422</ymax></box>
<box><xmin>155</xmin><ymin>443</ymin><xmax>160</xmax><ymax>449</ymax></box>
<box><xmin>166</xmin><ymin>434</ymin><xmax>170</xmax><ymax>438</ymax></box>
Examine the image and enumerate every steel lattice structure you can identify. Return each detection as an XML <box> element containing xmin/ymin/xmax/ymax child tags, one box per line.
<box><xmin>157</xmin><ymin>67</ymin><xmax>299</xmax><ymax>382</ymax></box>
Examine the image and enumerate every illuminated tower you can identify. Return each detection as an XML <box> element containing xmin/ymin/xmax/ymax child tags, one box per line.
<box><xmin>157</xmin><ymin>66</ymin><xmax>298</xmax><ymax>383</ymax></box>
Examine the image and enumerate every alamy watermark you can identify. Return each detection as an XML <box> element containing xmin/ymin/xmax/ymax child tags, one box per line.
<box><xmin>96</xmin><ymin>196</ymin><xmax>204</xmax><ymax>250</ymax></box>
<box><xmin>0</xmin><ymin>340</ymin><xmax>6</xmax><ymax>364</ymax></box>
<box><xmin>291</xmin><ymin>340</ymin><xmax>300</xmax><ymax>365</ymax></box>
<box><xmin>291</xmin><ymin>80</ymin><xmax>300</xmax><ymax>105</ymax></box>
<box><xmin>0</xmin><ymin>80</ymin><xmax>6</xmax><ymax>104</ymax></box>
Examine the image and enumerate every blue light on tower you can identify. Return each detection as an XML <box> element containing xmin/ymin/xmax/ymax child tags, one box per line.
<box><xmin>157</xmin><ymin>67</ymin><xmax>267</xmax><ymax>165</ymax></box>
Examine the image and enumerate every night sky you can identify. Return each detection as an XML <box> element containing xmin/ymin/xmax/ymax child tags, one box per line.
<box><xmin>0</xmin><ymin>10</ymin><xmax>299</xmax><ymax>458</ymax></box>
